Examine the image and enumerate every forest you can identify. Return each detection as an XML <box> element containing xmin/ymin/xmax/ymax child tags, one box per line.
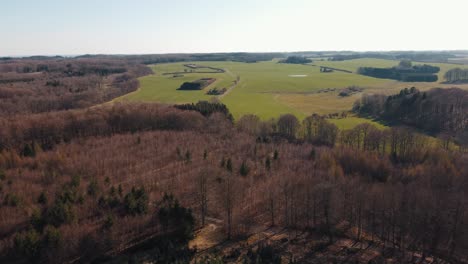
<box><xmin>357</xmin><ymin>61</ymin><xmax>440</xmax><ymax>82</ymax></box>
<box><xmin>444</xmin><ymin>68</ymin><xmax>468</xmax><ymax>83</ymax></box>
<box><xmin>0</xmin><ymin>58</ymin><xmax>152</xmax><ymax>116</ymax></box>
<box><xmin>0</xmin><ymin>99</ymin><xmax>466</xmax><ymax>263</ymax></box>
<box><xmin>353</xmin><ymin>87</ymin><xmax>468</xmax><ymax>146</ymax></box>
<box><xmin>328</xmin><ymin>51</ymin><xmax>457</xmax><ymax>63</ymax></box>
<box><xmin>0</xmin><ymin>54</ymin><xmax>467</xmax><ymax>263</ymax></box>
<box><xmin>73</xmin><ymin>53</ymin><xmax>284</xmax><ymax>65</ymax></box>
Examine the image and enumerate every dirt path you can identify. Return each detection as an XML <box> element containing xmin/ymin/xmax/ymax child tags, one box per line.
<box><xmin>218</xmin><ymin>68</ymin><xmax>240</xmax><ymax>99</ymax></box>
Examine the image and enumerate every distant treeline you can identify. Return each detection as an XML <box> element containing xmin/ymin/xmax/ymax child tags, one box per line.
<box><xmin>444</xmin><ymin>68</ymin><xmax>468</xmax><ymax>83</ymax></box>
<box><xmin>7</xmin><ymin>51</ymin><xmax>465</xmax><ymax>66</ymax></box>
<box><xmin>357</xmin><ymin>61</ymin><xmax>440</xmax><ymax>82</ymax></box>
<box><xmin>353</xmin><ymin>87</ymin><xmax>468</xmax><ymax>143</ymax></box>
<box><xmin>0</xmin><ymin>103</ymin><xmax>208</xmax><ymax>152</ymax></box>
<box><xmin>0</xmin><ymin>59</ymin><xmax>153</xmax><ymax>116</ymax></box>
<box><xmin>279</xmin><ymin>56</ymin><xmax>312</xmax><ymax>64</ymax></box>
<box><xmin>329</xmin><ymin>51</ymin><xmax>457</xmax><ymax>62</ymax></box>
<box><xmin>76</xmin><ymin>52</ymin><xmax>284</xmax><ymax>64</ymax></box>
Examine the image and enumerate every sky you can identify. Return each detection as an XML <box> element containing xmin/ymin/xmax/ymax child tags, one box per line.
<box><xmin>1</xmin><ymin>0</ymin><xmax>467</xmax><ymax>56</ymax></box>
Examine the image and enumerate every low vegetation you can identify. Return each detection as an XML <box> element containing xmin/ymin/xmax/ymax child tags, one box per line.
<box><xmin>206</xmin><ymin>87</ymin><xmax>227</xmax><ymax>95</ymax></box>
<box><xmin>338</xmin><ymin>85</ymin><xmax>363</xmax><ymax>97</ymax></box>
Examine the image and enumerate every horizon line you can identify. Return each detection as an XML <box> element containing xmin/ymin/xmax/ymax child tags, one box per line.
<box><xmin>2</xmin><ymin>49</ymin><xmax>468</xmax><ymax>59</ymax></box>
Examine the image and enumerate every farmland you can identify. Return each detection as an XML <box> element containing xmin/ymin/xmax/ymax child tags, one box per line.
<box><xmin>1</xmin><ymin>54</ymin><xmax>467</xmax><ymax>263</ymax></box>
<box><xmin>118</xmin><ymin>58</ymin><xmax>468</xmax><ymax>128</ymax></box>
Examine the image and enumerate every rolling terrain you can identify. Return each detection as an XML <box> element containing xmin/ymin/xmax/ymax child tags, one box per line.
<box><xmin>118</xmin><ymin>58</ymin><xmax>468</xmax><ymax>128</ymax></box>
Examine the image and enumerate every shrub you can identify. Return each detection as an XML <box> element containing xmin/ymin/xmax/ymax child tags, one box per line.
<box><xmin>158</xmin><ymin>194</ymin><xmax>194</xmax><ymax>242</ymax></box>
<box><xmin>245</xmin><ymin>243</ymin><xmax>281</xmax><ymax>264</ymax></box>
<box><xmin>87</xmin><ymin>179</ymin><xmax>99</xmax><ymax>197</ymax></box>
<box><xmin>98</xmin><ymin>194</ymin><xmax>120</xmax><ymax>209</ymax></box>
<box><xmin>14</xmin><ymin>229</ymin><xmax>41</xmax><ymax>260</ymax></box>
<box><xmin>102</xmin><ymin>214</ymin><xmax>115</xmax><ymax>230</ymax></box>
<box><xmin>43</xmin><ymin>226</ymin><xmax>61</xmax><ymax>249</ymax></box>
<box><xmin>124</xmin><ymin>187</ymin><xmax>148</xmax><ymax>215</ymax></box>
<box><xmin>0</xmin><ymin>169</ymin><xmax>5</xmax><ymax>181</ymax></box>
<box><xmin>30</xmin><ymin>209</ymin><xmax>45</xmax><ymax>231</ymax></box>
<box><xmin>56</xmin><ymin>185</ymin><xmax>82</xmax><ymax>204</ymax></box>
<box><xmin>4</xmin><ymin>193</ymin><xmax>20</xmax><ymax>207</ymax></box>
<box><xmin>37</xmin><ymin>192</ymin><xmax>48</xmax><ymax>205</ymax></box>
<box><xmin>46</xmin><ymin>200</ymin><xmax>75</xmax><ymax>227</ymax></box>
<box><xmin>70</xmin><ymin>175</ymin><xmax>81</xmax><ymax>188</ymax></box>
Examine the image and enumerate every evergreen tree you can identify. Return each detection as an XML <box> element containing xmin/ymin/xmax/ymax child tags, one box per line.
<box><xmin>309</xmin><ymin>148</ymin><xmax>316</xmax><ymax>160</ymax></box>
<box><xmin>265</xmin><ymin>157</ymin><xmax>271</xmax><ymax>171</ymax></box>
<box><xmin>239</xmin><ymin>161</ymin><xmax>250</xmax><ymax>176</ymax></box>
<box><xmin>273</xmin><ymin>150</ymin><xmax>279</xmax><ymax>160</ymax></box>
<box><xmin>22</xmin><ymin>143</ymin><xmax>35</xmax><ymax>157</ymax></box>
<box><xmin>226</xmin><ymin>158</ymin><xmax>233</xmax><ymax>173</ymax></box>
<box><xmin>37</xmin><ymin>192</ymin><xmax>48</xmax><ymax>205</ymax></box>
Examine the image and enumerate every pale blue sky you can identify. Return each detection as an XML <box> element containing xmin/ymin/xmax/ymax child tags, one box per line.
<box><xmin>1</xmin><ymin>0</ymin><xmax>467</xmax><ymax>56</ymax></box>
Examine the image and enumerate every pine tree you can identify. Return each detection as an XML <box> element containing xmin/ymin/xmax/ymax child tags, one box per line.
<box><xmin>176</xmin><ymin>147</ymin><xmax>182</xmax><ymax>159</ymax></box>
<box><xmin>239</xmin><ymin>161</ymin><xmax>250</xmax><ymax>176</ymax></box>
<box><xmin>118</xmin><ymin>184</ymin><xmax>123</xmax><ymax>197</ymax></box>
<box><xmin>226</xmin><ymin>158</ymin><xmax>233</xmax><ymax>173</ymax></box>
<box><xmin>37</xmin><ymin>192</ymin><xmax>48</xmax><ymax>205</ymax></box>
<box><xmin>309</xmin><ymin>148</ymin><xmax>316</xmax><ymax>160</ymax></box>
<box><xmin>22</xmin><ymin>143</ymin><xmax>35</xmax><ymax>157</ymax></box>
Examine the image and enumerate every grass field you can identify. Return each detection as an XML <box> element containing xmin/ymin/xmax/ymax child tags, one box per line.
<box><xmin>118</xmin><ymin>58</ymin><xmax>468</xmax><ymax>128</ymax></box>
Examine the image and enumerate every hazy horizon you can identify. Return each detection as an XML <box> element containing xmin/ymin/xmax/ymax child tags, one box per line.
<box><xmin>2</xmin><ymin>0</ymin><xmax>468</xmax><ymax>56</ymax></box>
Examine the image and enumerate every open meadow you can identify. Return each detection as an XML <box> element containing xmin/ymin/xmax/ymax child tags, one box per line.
<box><xmin>118</xmin><ymin>58</ymin><xmax>468</xmax><ymax>128</ymax></box>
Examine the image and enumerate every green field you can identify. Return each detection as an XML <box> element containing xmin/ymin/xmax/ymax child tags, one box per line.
<box><xmin>118</xmin><ymin>58</ymin><xmax>468</xmax><ymax>127</ymax></box>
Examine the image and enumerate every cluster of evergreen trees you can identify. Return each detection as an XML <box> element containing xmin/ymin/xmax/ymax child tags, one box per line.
<box><xmin>178</xmin><ymin>78</ymin><xmax>215</xmax><ymax>90</ymax></box>
<box><xmin>175</xmin><ymin>101</ymin><xmax>234</xmax><ymax>122</ymax></box>
<box><xmin>279</xmin><ymin>56</ymin><xmax>312</xmax><ymax>64</ymax></box>
<box><xmin>357</xmin><ymin>61</ymin><xmax>440</xmax><ymax>82</ymax></box>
